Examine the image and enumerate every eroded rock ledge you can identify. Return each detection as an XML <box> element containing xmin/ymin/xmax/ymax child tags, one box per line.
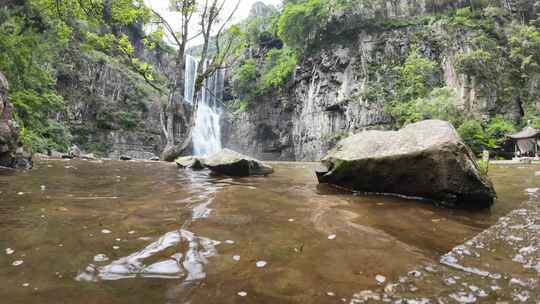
<box><xmin>348</xmin><ymin>189</ymin><xmax>540</xmax><ymax>303</ymax></box>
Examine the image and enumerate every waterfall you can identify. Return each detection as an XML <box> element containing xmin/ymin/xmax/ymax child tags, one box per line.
<box><xmin>184</xmin><ymin>55</ymin><xmax>224</xmax><ymax>156</ymax></box>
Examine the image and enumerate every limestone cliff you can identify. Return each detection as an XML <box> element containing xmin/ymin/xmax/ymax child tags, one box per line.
<box><xmin>223</xmin><ymin>1</ymin><xmax>540</xmax><ymax>161</ymax></box>
<box><xmin>57</xmin><ymin>49</ymin><xmax>166</xmax><ymax>159</ymax></box>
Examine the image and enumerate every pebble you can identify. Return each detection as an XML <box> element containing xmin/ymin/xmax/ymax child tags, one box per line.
<box><xmin>101</xmin><ymin>229</ymin><xmax>112</xmax><ymax>234</ymax></box>
<box><xmin>233</xmin><ymin>255</ymin><xmax>241</xmax><ymax>261</ymax></box>
<box><xmin>17</xmin><ymin>192</ymin><xmax>24</xmax><ymax>195</ymax></box>
<box><xmin>5</xmin><ymin>248</ymin><xmax>14</xmax><ymax>255</ymax></box>
<box><xmin>256</xmin><ymin>261</ymin><xmax>267</xmax><ymax>268</ymax></box>
<box><xmin>237</xmin><ymin>291</ymin><xmax>248</xmax><ymax>297</ymax></box>
<box><xmin>328</xmin><ymin>234</ymin><xmax>337</xmax><ymax>240</ymax></box>
<box><xmin>225</xmin><ymin>240</ymin><xmax>235</xmax><ymax>244</ymax></box>
<box><xmin>113</xmin><ymin>246</ymin><xmax>120</xmax><ymax>250</ymax></box>
<box><xmin>22</xmin><ymin>283</ymin><xmax>30</xmax><ymax>287</ymax></box>
<box><xmin>12</xmin><ymin>260</ymin><xmax>24</xmax><ymax>266</ymax></box>
<box><xmin>288</xmin><ymin>218</ymin><xmax>295</xmax><ymax>222</ymax></box>
<box><xmin>128</xmin><ymin>230</ymin><xmax>136</xmax><ymax>235</ymax></box>
<box><xmin>93</xmin><ymin>254</ymin><xmax>109</xmax><ymax>262</ymax></box>
<box><xmin>375</xmin><ymin>275</ymin><xmax>386</xmax><ymax>284</ymax></box>
<box><xmin>327</xmin><ymin>292</ymin><xmax>336</xmax><ymax>296</ymax></box>
<box><xmin>40</xmin><ymin>185</ymin><xmax>46</xmax><ymax>191</ymax></box>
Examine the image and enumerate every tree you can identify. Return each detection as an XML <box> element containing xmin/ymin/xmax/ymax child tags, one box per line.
<box><xmin>149</xmin><ymin>0</ymin><xmax>241</xmax><ymax>161</ymax></box>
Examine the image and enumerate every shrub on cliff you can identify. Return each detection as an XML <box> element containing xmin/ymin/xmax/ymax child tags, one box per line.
<box><xmin>260</xmin><ymin>48</ymin><xmax>298</xmax><ymax>92</ymax></box>
<box><xmin>277</xmin><ymin>0</ymin><xmax>329</xmax><ymax>52</ymax></box>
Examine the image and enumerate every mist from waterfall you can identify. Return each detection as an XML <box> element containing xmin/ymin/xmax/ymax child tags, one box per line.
<box><xmin>184</xmin><ymin>55</ymin><xmax>224</xmax><ymax>156</ymax></box>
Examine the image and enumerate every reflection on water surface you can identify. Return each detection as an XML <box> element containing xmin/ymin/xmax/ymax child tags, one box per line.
<box><xmin>0</xmin><ymin>159</ymin><xmax>538</xmax><ymax>303</ymax></box>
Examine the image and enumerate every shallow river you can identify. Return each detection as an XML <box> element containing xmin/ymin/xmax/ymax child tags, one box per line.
<box><xmin>0</xmin><ymin>159</ymin><xmax>538</xmax><ymax>304</ymax></box>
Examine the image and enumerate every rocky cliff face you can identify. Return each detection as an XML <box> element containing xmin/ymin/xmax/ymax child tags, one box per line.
<box><xmin>57</xmin><ymin>50</ymin><xmax>166</xmax><ymax>159</ymax></box>
<box><xmin>0</xmin><ymin>71</ymin><xmax>19</xmax><ymax>167</ymax></box>
<box><xmin>223</xmin><ymin>1</ymin><xmax>540</xmax><ymax>161</ymax></box>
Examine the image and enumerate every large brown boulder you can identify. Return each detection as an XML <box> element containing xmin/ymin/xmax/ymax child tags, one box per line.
<box><xmin>0</xmin><ymin>71</ymin><xmax>20</xmax><ymax>168</ymax></box>
<box><xmin>317</xmin><ymin>120</ymin><xmax>496</xmax><ymax>209</ymax></box>
<box><xmin>203</xmin><ymin>149</ymin><xmax>273</xmax><ymax>176</ymax></box>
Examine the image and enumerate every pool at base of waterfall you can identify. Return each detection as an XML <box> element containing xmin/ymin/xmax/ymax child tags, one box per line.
<box><xmin>0</xmin><ymin>159</ymin><xmax>538</xmax><ymax>304</ymax></box>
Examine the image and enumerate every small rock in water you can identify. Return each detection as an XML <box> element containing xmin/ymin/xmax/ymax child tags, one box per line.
<box><xmin>5</xmin><ymin>248</ymin><xmax>14</xmax><ymax>255</ymax></box>
<box><xmin>101</xmin><ymin>229</ymin><xmax>112</xmax><ymax>234</ymax></box>
<box><xmin>225</xmin><ymin>240</ymin><xmax>235</xmax><ymax>244</ymax></box>
<box><xmin>113</xmin><ymin>246</ymin><xmax>120</xmax><ymax>250</ymax></box>
<box><xmin>327</xmin><ymin>292</ymin><xmax>336</xmax><ymax>296</ymax></box>
<box><xmin>328</xmin><ymin>234</ymin><xmax>337</xmax><ymax>240</ymax></box>
<box><xmin>288</xmin><ymin>218</ymin><xmax>295</xmax><ymax>222</ymax></box>
<box><xmin>40</xmin><ymin>185</ymin><xmax>46</xmax><ymax>191</ymax></box>
<box><xmin>93</xmin><ymin>254</ymin><xmax>109</xmax><ymax>262</ymax></box>
<box><xmin>12</xmin><ymin>260</ymin><xmax>24</xmax><ymax>266</ymax></box>
<box><xmin>233</xmin><ymin>255</ymin><xmax>241</xmax><ymax>261</ymax></box>
<box><xmin>128</xmin><ymin>230</ymin><xmax>136</xmax><ymax>235</ymax></box>
<box><xmin>17</xmin><ymin>192</ymin><xmax>24</xmax><ymax>196</ymax></box>
<box><xmin>22</xmin><ymin>283</ymin><xmax>30</xmax><ymax>287</ymax></box>
<box><xmin>237</xmin><ymin>291</ymin><xmax>248</xmax><ymax>297</ymax></box>
<box><xmin>375</xmin><ymin>275</ymin><xmax>386</xmax><ymax>284</ymax></box>
<box><xmin>256</xmin><ymin>261</ymin><xmax>267</xmax><ymax>268</ymax></box>
<box><xmin>115</xmin><ymin>238</ymin><xmax>121</xmax><ymax>242</ymax></box>
<box><xmin>535</xmin><ymin>171</ymin><xmax>540</xmax><ymax>176</ymax></box>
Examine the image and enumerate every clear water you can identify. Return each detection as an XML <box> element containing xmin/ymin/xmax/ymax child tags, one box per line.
<box><xmin>0</xmin><ymin>159</ymin><xmax>537</xmax><ymax>303</ymax></box>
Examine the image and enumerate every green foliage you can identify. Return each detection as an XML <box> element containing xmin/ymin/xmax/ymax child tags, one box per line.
<box><xmin>388</xmin><ymin>87</ymin><xmax>462</xmax><ymax>127</ymax></box>
<box><xmin>397</xmin><ymin>46</ymin><xmax>438</xmax><ymax>101</ymax></box>
<box><xmin>277</xmin><ymin>0</ymin><xmax>329</xmax><ymax>51</ymax></box>
<box><xmin>457</xmin><ymin>116</ymin><xmax>516</xmax><ymax>156</ymax></box>
<box><xmin>485</xmin><ymin>116</ymin><xmax>516</xmax><ymax>146</ymax></box>
<box><xmin>458</xmin><ymin>120</ymin><xmax>490</xmax><ymax>155</ymax></box>
<box><xmin>232</xmin><ymin>59</ymin><xmax>258</xmax><ymax>101</ymax></box>
<box><xmin>508</xmin><ymin>23</ymin><xmax>540</xmax><ymax>75</ymax></box>
<box><xmin>261</xmin><ymin>48</ymin><xmax>298</xmax><ymax>91</ymax></box>
<box><xmin>0</xmin><ymin>6</ymin><xmax>70</xmax><ymax>152</ymax></box>
<box><xmin>477</xmin><ymin>159</ymin><xmax>490</xmax><ymax>176</ymax></box>
<box><xmin>117</xmin><ymin>111</ymin><xmax>138</xmax><ymax>130</ymax></box>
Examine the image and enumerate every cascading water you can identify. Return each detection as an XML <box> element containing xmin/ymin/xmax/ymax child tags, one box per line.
<box><xmin>184</xmin><ymin>55</ymin><xmax>224</xmax><ymax>156</ymax></box>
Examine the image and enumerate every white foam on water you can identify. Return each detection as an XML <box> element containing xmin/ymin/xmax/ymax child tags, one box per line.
<box><xmin>12</xmin><ymin>260</ymin><xmax>23</xmax><ymax>266</ymax></box>
<box><xmin>237</xmin><ymin>291</ymin><xmax>248</xmax><ymax>297</ymax></box>
<box><xmin>233</xmin><ymin>255</ymin><xmax>241</xmax><ymax>261</ymax></box>
<box><xmin>5</xmin><ymin>248</ymin><xmax>14</xmax><ymax>255</ymax></box>
<box><xmin>375</xmin><ymin>275</ymin><xmax>386</xmax><ymax>284</ymax></box>
<box><xmin>101</xmin><ymin>229</ymin><xmax>112</xmax><ymax>234</ymax></box>
<box><xmin>328</xmin><ymin>234</ymin><xmax>337</xmax><ymax>240</ymax></box>
<box><xmin>256</xmin><ymin>261</ymin><xmax>267</xmax><ymax>268</ymax></box>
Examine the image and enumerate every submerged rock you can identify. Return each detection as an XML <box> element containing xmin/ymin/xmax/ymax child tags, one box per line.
<box><xmin>202</xmin><ymin>149</ymin><xmax>273</xmax><ymax>176</ymax></box>
<box><xmin>175</xmin><ymin>156</ymin><xmax>205</xmax><ymax>170</ymax></box>
<box><xmin>120</xmin><ymin>155</ymin><xmax>132</xmax><ymax>161</ymax></box>
<box><xmin>317</xmin><ymin>120</ymin><xmax>496</xmax><ymax>208</ymax></box>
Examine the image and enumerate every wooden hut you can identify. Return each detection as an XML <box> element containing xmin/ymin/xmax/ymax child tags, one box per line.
<box><xmin>507</xmin><ymin>126</ymin><xmax>540</xmax><ymax>158</ymax></box>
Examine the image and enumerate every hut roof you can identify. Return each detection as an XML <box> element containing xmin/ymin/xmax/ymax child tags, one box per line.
<box><xmin>507</xmin><ymin>126</ymin><xmax>540</xmax><ymax>140</ymax></box>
